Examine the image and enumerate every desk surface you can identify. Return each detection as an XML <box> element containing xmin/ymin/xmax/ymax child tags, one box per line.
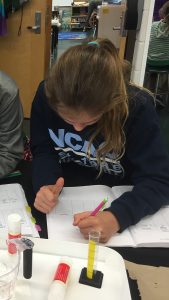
<box><xmin>1</xmin><ymin>160</ymin><xmax>169</xmax><ymax>299</ymax></box>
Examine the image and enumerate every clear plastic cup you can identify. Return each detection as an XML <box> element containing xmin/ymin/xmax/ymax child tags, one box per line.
<box><xmin>0</xmin><ymin>245</ymin><xmax>20</xmax><ymax>300</ymax></box>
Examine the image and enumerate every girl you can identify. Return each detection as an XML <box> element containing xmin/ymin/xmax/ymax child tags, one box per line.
<box><xmin>148</xmin><ymin>1</ymin><xmax>169</xmax><ymax>66</ymax></box>
<box><xmin>31</xmin><ymin>39</ymin><xmax>169</xmax><ymax>243</ymax></box>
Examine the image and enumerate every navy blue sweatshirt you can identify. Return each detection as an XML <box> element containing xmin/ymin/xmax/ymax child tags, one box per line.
<box><xmin>30</xmin><ymin>82</ymin><xmax>169</xmax><ymax>232</ymax></box>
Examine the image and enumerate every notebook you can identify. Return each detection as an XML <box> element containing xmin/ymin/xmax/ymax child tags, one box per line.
<box><xmin>47</xmin><ymin>185</ymin><xmax>169</xmax><ymax>247</ymax></box>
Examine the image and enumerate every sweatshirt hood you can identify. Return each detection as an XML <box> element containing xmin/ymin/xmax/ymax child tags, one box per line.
<box><xmin>155</xmin><ymin>20</ymin><xmax>169</xmax><ymax>38</ymax></box>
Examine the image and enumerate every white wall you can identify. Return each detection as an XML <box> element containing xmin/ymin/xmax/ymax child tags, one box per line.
<box><xmin>131</xmin><ymin>0</ymin><xmax>155</xmax><ymax>86</ymax></box>
<box><xmin>52</xmin><ymin>0</ymin><xmax>72</xmax><ymax>8</ymax></box>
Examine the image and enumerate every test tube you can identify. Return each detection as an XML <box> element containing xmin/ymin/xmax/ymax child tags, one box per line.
<box><xmin>22</xmin><ymin>238</ymin><xmax>34</xmax><ymax>279</ymax></box>
<box><xmin>8</xmin><ymin>213</ymin><xmax>22</xmax><ymax>254</ymax></box>
<box><xmin>87</xmin><ymin>230</ymin><xmax>100</xmax><ymax>279</ymax></box>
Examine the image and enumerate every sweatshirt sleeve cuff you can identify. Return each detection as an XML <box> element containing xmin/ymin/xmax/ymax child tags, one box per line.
<box><xmin>104</xmin><ymin>202</ymin><xmax>133</xmax><ymax>232</ymax></box>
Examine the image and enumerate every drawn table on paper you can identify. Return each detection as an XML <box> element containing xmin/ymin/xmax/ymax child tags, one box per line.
<box><xmin>0</xmin><ymin>183</ymin><xmax>39</xmax><ymax>238</ymax></box>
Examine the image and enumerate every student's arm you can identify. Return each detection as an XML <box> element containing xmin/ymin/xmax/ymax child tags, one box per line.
<box><xmin>30</xmin><ymin>82</ymin><xmax>63</xmax><ymax>194</ymax></box>
<box><xmin>105</xmin><ymin>92</ymin><xmax>169</xmax><ymax>232</ymax></box>
<box><xmin>0</xmin><ymin>82</ymin><xmax>24</xmax><ymax>178</ymax></box>
<box><xmin>74</xmin><ymin>92</ymin><xmax>169</xmax><ymax>241</ymax></box>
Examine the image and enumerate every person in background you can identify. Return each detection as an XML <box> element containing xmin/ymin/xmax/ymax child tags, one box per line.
<box><xmin>0</xmin><ymin>70</ymin><xmax>24</xmax><ymax>178</ymax></box>
<box><xmin>147</xmin><ymin>1</ymin><xmax>169</xmax><ymax>66</ymax></box>
<box><xmin>84</xmin><ymin>0</ymin><xmax>121</xmax><ymax>30</ymax></box>
<box><xmin>153</xmin><ymin>0</ymin><xmax>167</xmax><ymax>21</ymax></box>
<box><xmin>30</xmin><ymin>39</ymin><xmax>169</xmax><ymax>243</ymax></box>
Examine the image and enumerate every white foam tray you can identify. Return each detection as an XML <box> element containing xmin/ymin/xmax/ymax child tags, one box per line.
<box><xmin>1</xmin><ymin>238</ymin><xmax>131</xmax><ymax>300</ymax></box>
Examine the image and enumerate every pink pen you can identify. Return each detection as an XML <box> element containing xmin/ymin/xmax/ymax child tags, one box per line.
<box><xmin>90</xmin><ymin>198</ymin><xmax>108</xmax><ymax>216</ymax></box>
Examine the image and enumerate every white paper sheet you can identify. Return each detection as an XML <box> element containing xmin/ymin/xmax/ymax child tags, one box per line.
<box><xmin>0</xmin><ymin>184</ymin><xmax>39</xmax><ymax>238</ymax></box>
<box><xmin>47</xmin><ymin>185</ymin><xmax>169</xmax><ymax>247</ymax></box>
<box><xmin>129</xmin><ymin>205</ymin><xmax>169</xmax><ymax>247</ymax></box>
<box><xmin>47</xmin><ymin>185</ymin><xmax>134</xmax><ymax>247</ymax></box>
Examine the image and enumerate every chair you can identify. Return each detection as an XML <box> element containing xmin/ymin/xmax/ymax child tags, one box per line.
<box><xmin>145</xmin><ymin>65</ymin><xmax>169</xmax><ymax>107</ymax></box>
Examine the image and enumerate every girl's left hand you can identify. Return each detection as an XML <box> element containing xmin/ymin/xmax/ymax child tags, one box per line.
<box><xmin>73</xmin><ymin>211</ymin><xmax>120</xmax><ymax>243</ymax></box>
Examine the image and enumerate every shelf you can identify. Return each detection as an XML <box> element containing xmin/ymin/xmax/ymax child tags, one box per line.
<box><xmin>72</xmin><ymin>4</ymin><xmax>89</xmax><ymax>7</ymax></box>
<box><xmin>71</xmin><ymin>17</ymin><xmax>87</xmax><ymax>21</ymax></box>
<box><xmin>71</xmin><ymin>4</ymin><xmax>88</xmax><ymax>30</ymax></box>
<box><xmin>72</xmin><ymin>15</ymin><xmax>87</xmax><ymax>17</ymax></box>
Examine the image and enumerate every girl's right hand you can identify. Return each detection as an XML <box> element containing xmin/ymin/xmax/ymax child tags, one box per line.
<box><xmin>34</xmin><ymin>177</ymin><xmax>64</xmax><ymax>213</ymax></box>
<box><xmin>73</xmin><ymin>210</ymin><xmax>120</xmax><ymax>243</ymax></box>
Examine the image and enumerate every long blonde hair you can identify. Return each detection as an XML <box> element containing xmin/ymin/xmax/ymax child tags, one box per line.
<box><xmin>45</xmin><ymin>38</ymin><xmax>128</xmax><ymax>169</ymax></box>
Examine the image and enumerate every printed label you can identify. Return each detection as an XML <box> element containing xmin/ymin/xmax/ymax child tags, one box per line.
<box><xmin>54</xmin><ymin>263</ymin><xmax>70</xmax><ymax>284</ymax></box>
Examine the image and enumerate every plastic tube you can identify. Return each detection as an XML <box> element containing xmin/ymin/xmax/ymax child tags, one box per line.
<box><xmin>6</xmin><ymin>237</ymin><xmax>34</xmax><ymax>279</ymax></box>
<box><xmin>7</xmin><ymin>213</ymin><xmax>22</xmax><ymax>254</ymax></box>
<box><xmin>87</xmin><ymin>231</ymin><xmax>100</xmax><ymax>279</ymax></box>
<box><xmin>48</xmin><ymin>257</ymin><xmax>71</xmax><ymax>300</ymax></box>
<box><xmin>22</xmin><ymin>238</ymin><xmax>34</xmax><ymax>279</ymax></box>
